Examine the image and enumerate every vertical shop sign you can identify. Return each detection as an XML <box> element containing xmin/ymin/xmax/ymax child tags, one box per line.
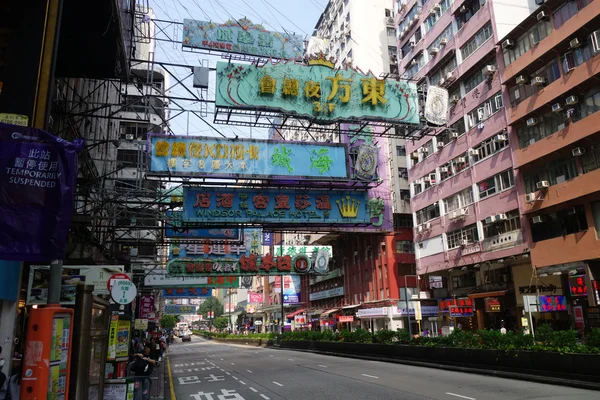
<box><xmin>116</xmin><ymin>320</ymin><xmax>130</xmax><ymax>358</ymax></box>
<box><xmin>107</xmin><ymin>316</ymin><xmax>118</xmax><ymax>360</ymax></box>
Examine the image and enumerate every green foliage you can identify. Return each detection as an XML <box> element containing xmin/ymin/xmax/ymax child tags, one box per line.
<box><xmin>374</xmin><ymin>329</ymin><xmax>397</xmax><ymax>344</ymax></box>
<box><xmin>395</xmin><ymin>329</ymin><xmax>411</xmax><ymax>344</ymax></box>
<box><xmin>535</xmin><ymin>323</ymin><xmax>554</xmax><ymax>343</ymax></box>
<box><xmin>585</xmin><ymin>328</ymin><xmax>600</xmax><ymax>348</ymax></box>
<box><xmin>197</xmin><ymin>296</ymin><xmax>224</xmax><ymax>318</ymax></box>
<box><xmin>192</xmin><ymin>330</ymin><xmax>275</xmax><ymax>340</ymax></box>
<box><xmin>213</xmin><ymin>317</ymin><xmax>229</xmax><ymax>331</ymax></box>
<box><xmin>160</xmin><ymin>314</ymin><xmax>178</xmax><ymax>329</ymax></box>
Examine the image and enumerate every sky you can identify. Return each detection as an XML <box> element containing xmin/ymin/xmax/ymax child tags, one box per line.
<box><xmin>148</xmin><ymin>0</ymin><xmax>329</xmax><ymax>139</ymax></box>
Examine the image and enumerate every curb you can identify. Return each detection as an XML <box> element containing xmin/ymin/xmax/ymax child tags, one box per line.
<box><xmin>166</xmin><ymin>351</ymin><xmax>177</xmax><ymax>400</ymax></box>
<box><xmin>272</xmin><ymin>346</ymin><xmax>600</xmax><ymax>392</ymax></box>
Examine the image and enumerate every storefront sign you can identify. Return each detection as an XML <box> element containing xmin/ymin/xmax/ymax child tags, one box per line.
<box><xmin>0</xmin><ymin>123</ymin><xmax>83</xmax><ymax>261</ymax></box>
<box><xmin>149</xmin><ymin>135</ymin><xmax>349</xmax><ymax>180</ymax></box>
<box><xmin>0</xmin><ymin>113</ymin><xmax>28</xmax><ymax>126</ymax></box>
<box><xmin>134</xmin><ymin>319</ymin><xmax>148</xmax><ymax>330</ymax></box>
<box><xmin>538</xmin><ymin>295</ymin><xmax>567</xmax><ymax>312</ymax></box>
<box><xmin>183</xmin><ymin>18</ymin><xmax>304</xmax><ymax>59</ymax></box>
<box><xmin>183</xmin><ymin>187</ymin><xmax>371</xmax><ymax>225</ymax></box>
<box><xmin>143</xmin><ymin>270</ymin><xmax>239</xmax><ymax>288</ymax></box>
<box><xmin>569</xmin><ymin>275</ymin><xmax>588</xmax><ymax>296</ymax></box>
<box><xmin>163</xmin><ymin>304</ymin><xmax>197</xmax><ymax>315</ymax></box>
<box><xmin>450</xmin><ymin>305</ymin><xmax>474</xmax><ymax>317</ymax></box>
<box><xmin>484</xmin><ymin>297</ymin><xmax>501</xmax><ymax>313</ymax></box>
<box><xmin>512</xmin><ymin>264</ymin><xmax>564</xmax><ymax>307</ymax></box>
<box><xmin>594</xmin><ymin>281</ymin><xmax>600</xmax><ymax>305</ymax></box>
<box><xmin>162</xmin><ymin>287</ymin><xmax>212</xmax><ymax>298</ymax></box>
<box><xmin>167</xmin><ymin>254</ymin><xmax>316</xmax><ymax>276</ymax></box>
<box><xmin>574</xmin><ymin>305</ymin><xmax>585</xmax><ymax>330</ymax></box>
<box><xmin>394</xmin><ymin>306</ymin><xmax>439</xmax><ymax>316</ymax></box>
<box><xmin>274</xmin><ymin>275</ymin><xmax>302</xmax><ymax>304</ymax></box>
<box><xmin>248</xmin><ymin>292</ymin><xmax>263</xmax><ymax>303</ymax></box>
<box><xmin>357</xmin><ymin>307</ymin><xmax>388</xmax><ymax>318</ymax></box>
<box><xmin>294</xmin><ymin>314</ymin><xmax>307</xmax><ymax>325</ymax></box>
<box><xmin>262</xmin><ymin>231</ymin><xmax>273</xmax><ymax>246</ymax></box>
<box><xmin>339</xmin><ymin>316</ymin><xmax>354</xmax><ymax>323</ymax></box>
<box><xmin>139</xmin><ymin>295</ymin><xmax>155</xmax><ymax>320</ymax></box>
<box><xmin>439</xmin><ymin>298</ymin><xmax>472</xmax><ymax>312</ymax></box>
<box><xmin>216</xmin><ymin>59</ymin><xmax>419</xmax><ymax>125</ymax></box>
<box><xmin>272</xmin><ymin>245</ymin><xmax>333</xmax><ymax>257</ymax></box>
<box><xmin>165</xmin><ymin>211</ymin><xmax>241</xmax><ymax>239</ymax></box>
<box><xmin>107</xmin><ymin>315</ymin><xmax>118</xmax><ymax>360</ymax></box>
<box><xmin>518</xmin><ymin>284</ymin><xmax>558</xmax><ymax>294</ymax></box>
<box><xmin>309</xmin><ymin>286</ymin><xmax>344</xmax><ymax>301</ymax></box>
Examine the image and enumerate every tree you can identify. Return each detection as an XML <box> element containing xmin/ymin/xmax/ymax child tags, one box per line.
<box><xmin>160</xmin><ymin>314</ymin><xmax>178</xmax><ymax>330</ymax></box>
<box><xmin>197</xmin><ymin>296</ymin><xmax>224</xmax><ymax>319</ymax></box>
<box><xmin>213</xmin><ymin>316</ymin><xmax>229</xmax><ymax>331</ymax></box>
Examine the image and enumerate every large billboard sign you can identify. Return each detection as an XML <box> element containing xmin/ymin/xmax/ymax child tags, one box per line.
<box><xmin>163</xmin><ymin>304</ymin><xmax>197</xmax><ymax>315</ymax></box>
<box><xmin>215</xmin><ymin>59</ymin><xmax>419</xmax><ymax>125</ymax></box>
<box><xmin>165</xmin><ymin>211</ymin><xmax>241</xmax><ymax>239</ymax></box>
<box><xmin>182</xmin><ymin>18</ymin><xmax>304</xmax><ymax>60</ymax></box>
<box><xmin>183</xmin><ymin>187</ymin><xmax>377</xmax><ymax>226</ymax></box>
<box><xmin>148</xmin><ymin>135</ymin><xmax>349</xmax><ymax>180</ymax></box>
<box><xmin>144</xmin><ymin>269</ymin><xmax>239</xmax><ymax>288</ymax></box>
<box><xmin>162</xmin><ymin>287</ymin><xmax>212</xmax><ymax>298</ymax></box>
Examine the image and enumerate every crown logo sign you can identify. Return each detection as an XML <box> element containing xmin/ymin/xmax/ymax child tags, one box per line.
<box><xmin>336</xmin><ymin>196</ymin><xmax>360</xmax><ymax>218</ymax></box>
<box><xmin>307</xmin><ymin>52</ymin><xmax>335</xmax><ymax>69</ymax></box>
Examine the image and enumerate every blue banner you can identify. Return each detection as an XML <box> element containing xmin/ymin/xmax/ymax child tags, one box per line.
<box><xmin>162</xmin><ymin>288</ymin><xmax>212</xmax><ymax>298</ymax></box>
<box><xmin>148</xmin><ymin>135</ymin><xmax>349</xmax><ymax>180</ymax></box>
<box><xmin>165</xmin><ymin>211</ymin><xmax>241</xmax><ymax>239</ymax></box>
<box><xmin>0</xmin><ymin>123</ymin><xmax>83</xmax><ymax>261</ymax></box>
<box><xmin>163</xmin><ymin>304</ymin><xmax>197</xmax><ymax>315</ymax></box>
<box><xmin>182</xmin><ymin>18</ymin><xmax>304</xmax><ymax>60</ymax></box>
<box><xmin>0</xmin><ymin>260</ymin><xmax>21</xmax><ymax>301</ymax></box>
<box><xmin>262</xmin><ymin>232</ymin><xmax>273</xmax><ymax>246</ymax></box>
<box><xmin>183</xmin><ymin>187</ymin><xmax>371</xmax><ymax>225</ymax></box>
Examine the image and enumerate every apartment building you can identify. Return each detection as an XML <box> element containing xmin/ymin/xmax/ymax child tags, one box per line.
<box><xmin>500</xmin><ymin>0</ymin><xmax>600</xmax><ymax>329</ymax></box>
<box><xmin>397</xmin><ymin>0</ymin><xmax>543</xmax><ymax>331</ymax></box>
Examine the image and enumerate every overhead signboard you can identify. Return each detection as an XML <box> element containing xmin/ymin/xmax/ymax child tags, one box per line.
<box><xmin>163</xmin><ymin>304</ymin><xmax>197</xmax><ymax>315</ymax></box>
<box><xmin>183</xmin><ymin>187</ymin><xmax>371</xmax><ymax>225</ymax></box>
<box><xmin>182</xmin><ymin>18</ymin><xmax>304</xmax><ymax>60</ymax></box>
<box><xmin>165</xmin><ymin>211</ymin><xmax>241</xmax><ymax>239</ymax></box>
<box><xmin>162</xmin><ymin>287</ymin><xmax>212</xmax><ymax>298</ymax></box>
<box><xmin>148</xmin><ymin>135</ymin><xmax>349</xmax><ymax>180</ymax></box>
<box><xmin>170</xmin><ymin>229</ymin><xmax>261</xmax><ymax>261</ymax></box>
<box><xmin>215</xmin><ymin>58</ymin><xmax>419</xmax><ymax>125</ymax></box>
<box><xmin>144</xmin><ymin>269</ymin><xmax>239</xmax><ymax>288</ymax></box>
<box><xmin>167</xmin><ymin>253</ymin><xmax>320</xmax><ymax>277</ymax></box>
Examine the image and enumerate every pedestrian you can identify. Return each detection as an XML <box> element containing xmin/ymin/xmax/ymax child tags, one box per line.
<box><xmin>500</xmin><ymin>320</ymin><xmax>507</xmax><ymax>335</ymax></box>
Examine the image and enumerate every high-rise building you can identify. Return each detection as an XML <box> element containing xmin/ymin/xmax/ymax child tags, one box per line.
<box><xmin>397</xmin><ymin>0</ymin><xmax>545</xmax><ymax>331</ymax></box>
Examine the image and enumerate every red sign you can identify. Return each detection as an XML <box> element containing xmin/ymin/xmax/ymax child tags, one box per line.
<box><xmin>569</xmin><ymin>275</ymin><xmax>588</xmax><ymax>296</ymax></box>
<box><xmin>294</xmin><ymin>314</ymin><xmax>307</xmax><ymax>325</ymax></box>
<box><xmin>106</xmin><ymin>273</ymin><xmax>130</xmax><ymax>292</ymax></box>
<box><xmin>338</xmin><ymin>315</ymin><xmax>354</xmax><ymax>323</ymax></box>
<box><xmin>139</xmin><ymin>295</ymin><xmax>155</xmax><ymax>320</ymax></box>
<box><xmin>439</xmin><ymin>297</ymin><xmax>472</xmax><ymax>312</ymax></box>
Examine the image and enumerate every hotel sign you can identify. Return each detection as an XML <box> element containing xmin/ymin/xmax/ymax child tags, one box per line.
<box><xmin>183</xmin><ymin>187</ymin><xmax>374</xmax><ymax>225</ymax></box>
<box><xmin>183</xmin><ymin>18</ymin><xmax>304</xmax><ymax>60</ymax></box>
<box><xmin>215</xmin><ymin>59</ymin><xmax>419</xmax><ymax>125</ymax></box>
<box><xmin>148</xmin><ymin>135</ymin><xmax>349</xmax><ymax>180</ymax></box>
<box><xmin>309</xmin><ymin>286</ymin><xmax>344</xmax><ymax>301</ymax></box>
<box><xmin>163</xmin><ymin>304</ymin><xmax>197</xmax><ymax>315</ymax></box>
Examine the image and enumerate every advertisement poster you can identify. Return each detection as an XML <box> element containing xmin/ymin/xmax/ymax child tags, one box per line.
<box><xmin>0</xmin><ymin>123</ymin><xmax>83</xmax><ymax>261</ymax></box>
<box><xmin>48</xmin><ymin>315</ymin><xmax>70</xmax><ymax>400</ymax></box>
<box><xmin>139</xmin><ymin>295</ymin><xmax>155</xmax><ymax>320</ymax></box>
<box><xmin>116</xmin><ymin>320</ymin><xmax>130</xmax><ymax>358</ymax></box>
<box><xmin>273</xmin><ymin>276</ymin><xmax>301</xmax><ymax>304</ymax></box>
<box><xmin>107</xmin><ymin>316</ymin><xmax>118</xmax><ymax>360</ymax></box>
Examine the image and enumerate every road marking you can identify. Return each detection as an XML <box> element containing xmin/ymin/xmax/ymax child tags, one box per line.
<box><xmin>250</xmin><ymin>387</ymin><xmax>258</xmax><ymax>393</ymax></box>
<box><xmin>231</xmin><ymin>363</ymin><xmax>235</xmax><ymax>365</ymax></box>
<box><xmin>269</xmin><ymin>355</ymin><xmax>274</xmax><ymax>357</ymax></box>
<box><xmin>247</xmin><ymin>369</ymin><xmax>253</xmax><ymax>373</ymax></box>
<box><xmin>232</xmin><ymin>376</ymin><xmax>239</xmax><ymax>380</ymax></box>
<box><xmin>273</xmin><ymin>381</ymin><xmax>283</xmax><ymax>387</ymax></box>
<box><xmin>226</xmin><ymin>372</ymin><xmax>231</xmax><ymax>375</ymax></box>
<box><xmin>318</xmin><ymin>365</ymin><xmax>327</xmax><ymax>368</ymax></box>
<box><xmin>260</xmin><ymin>395</ymin><xmax>270</xmax><ymax>400</ymax></box>
<box><xmin>288</xmin><ymin>359</ymin><xmax>294</xmax><ymax>361</ymax></box>
<box><xmin>166</xmin><ymin>356</ymin><xmax>177</xmax><ymax>400</ymax></box>
<box><xmin>361</xmin><ymin>374</ymin><xmax>379</xmax><ymax>379</ymax></box>
<box><xmin>239</xmin><ymin>381</ymin><xmax>246</xmax><ymax>385</ymax></box>
<box><xmin>220</xmin><ymin>358</ymin><xmax>224</xmax><ymax>360</ymax></box>
<box><xmin>446</xmin><ymin>393</ymin><xmax>476</xmax><ymax>400</ymax></box>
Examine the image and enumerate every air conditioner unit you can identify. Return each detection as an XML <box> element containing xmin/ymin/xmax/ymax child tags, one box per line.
<box><xmin>125</xmin><ymin>134</ymin><xmax>135</xmax><ymax>141</ymax></box>
<box><xmin>567</xmin><ymin>207</ymin><xmax>577</xmax><ymax>215</ymax></box>
<box><xmin>450</xmin><ymin>95</ymin><xmax>460</xmax><ymax>104</ymax></box>
<box><xmin>532</xmin><ymin>216</ymin><xmax>544</xmax><ymax>224</ymax></box>
<box><xmin>572</xmin><ymin>147</ymin><xmax>585</xmax><ymax>156</ymax></box>
<box><xmin>418</xmin><ymin>147</ymin><xmax>426</xmax><ymax>153</ymax></box>
<box><xmin>525</xmin><ymin>193</ymin><xmax>537</xmax><ymax>203</ymax></box>
<box><xmin>502</xmin><ymin>39</ymin><xmax>515</xmax><ymax>49</ymax></box>
<box><xmin>565</xmin><ymin>95</ymin><xmax>578</xmax><ymax>105</ymax></box>
<box><xmin>494</xmin><ymin>134</ymin><xmax>508</xmax><ymax>142</ymax></box>
<box><xmin>440</xmin><ymin>166</ymin><xmax>448</xmax><ymax>173</ymax></box>
<box><xmin>531</xmin><ymin>76</ymin><xmax>546</xmax><ymax>86</ymax></box>
<box><xmin>537</xmin><ymin>11</ymin><xmax>549</xmax><ymax>21</ymax></box>
<box><xmin>423</xmin><ymin>176</ymin><xmax>431</xmax><ymax>182</ymax></box>
<box><xmin>430</xmin><ymin>47</ymin><xmax>439</xmax><ymax>55</ymax></box>
<box><xmin>450</xmin><ymin>131</ymin><xmax>459</xmax><ymax>139</ymax></box>
<box><xmin>450</xmin><ymin>211</ymin><xmax>459</xmax><ymax>220</ymax></box>
<box><xmin>515</xmin><ymin>75</ymin><xmax>527</xmax><ymax>85</ymax></box>
<box><xmin>460</xmin><ymin>207</ymin><xmax>468</xmax><ymax>216</ymax></box>
<box><xmin>484</xmin><ymin>65</ymin><xmax>497</xmax><ymax>76</ymax></box>
<box><xmin>570</xmin><ymin>38</ymin><xmax>582</xmax><ymax>49</ymax></box>
<box><xmin>496</xmin><ymin>213</ymin><xmax>508</xmax><ymax>221</ymax></box>
<box><xmin>536</xmin><ymin>180</ymin><xmax>550</xmax><ymax>189</ymax></box>
<box><xmin>552</xmin><ymin>103</ymin><xmax>563</xmax><ymax>113</ymax></box>
<box><xmin>425</xmin><ymin>222</ymin><xmax>432</xmax><ymax>230</ymax></box>
<box><xmin>417</xmin><ymin>225</ymin><xmax>424</xmax><ymax>233</ymax></box>
<box><xmin>485</xmin><ymin>215</ymin><xmax>496</xmax><ymax>224</ymax></box>
<box><xmin>526</xmin><ymin>117</ymin><xmax>539</xmax><ymax>127</ymax></box>
<box><xmin>437</xmin><ymin>141</ymin><xmax>445</xmax><ymax>148</ymax></box>
<box><xmin>592</xmin><ymin>30</ymin><xmax>600</xmax><ymax>53</ymax></box>
<box><xmin>386</xmin><ymin>17</ymin><xmax>395</xmax><ymax>25</ymax></box>
<box><xmin>468</xmin><ymin>149</ymin><xmax>479</xmax><ymax>156</ymax></box>
<box><xmin>456</xmin><ymin>156</ymin><xmax>466</xmax><ymax>163</ymax></box>
<box><xmin>460</xmin><ymin>239</ymin><xmax>469</xmax><ymax>246</ymax></box>
<box><xmin>446</xmin><ymin>71</ymin><xmax>456</xmax><ymax>81</ymax></box>
<box><xmin>411</xmin><ymin>151</ymin><xmax>419</xmax><ymax>159</ymax></box>
<box><xmin>477</xmin><ymin>107</ymin><xmax>485</xmax><ymax>120</ymax></box>
<box><xmin>439</xmin><ymin>38</ymin><xmax>448</xmax><ymax>46</ymax></box>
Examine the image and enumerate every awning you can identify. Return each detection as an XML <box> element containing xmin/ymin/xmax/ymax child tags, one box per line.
<box><xmin>342</xmin><ymin>304</ymin><xmax>360</xmax><ymax>309</ymax></box>
<box><xmin>468</xmin><ymin>290</ymin><xmax>508</xmax><ymax>299</ymax></box>
<box><xmin>286</xmin><ymin>309</ymin><xmax>306</xmax><ymax>319</ymax></box>
<box><xmin>320</xmin><ymin>308</ymin><xmax>340</xmax><ymax>317</ymax></box>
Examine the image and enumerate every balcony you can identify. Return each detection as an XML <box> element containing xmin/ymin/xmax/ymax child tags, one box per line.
<box><xmin>482</xmin><ymin>230</ymin><xmax>523</xmax><ymax>252</ymax></box>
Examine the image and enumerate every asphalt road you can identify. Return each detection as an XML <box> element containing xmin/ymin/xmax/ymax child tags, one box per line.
<box><xmin>167</xmin><ymin>338</ymin><xmax>598</xmax><ymax>400</ymax></box>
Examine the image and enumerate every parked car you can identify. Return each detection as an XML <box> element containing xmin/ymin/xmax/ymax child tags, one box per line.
<box><xmin>181</xmin><ymin>331</ymin><xmax>192</xmax><ymax>342</ymax></box>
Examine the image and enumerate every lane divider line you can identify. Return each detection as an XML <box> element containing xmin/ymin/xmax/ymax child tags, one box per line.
<box><xmin>361</xmin><ymin>374</ymin><xmax>379</xmax><ymax>379</ymax></box>
<box><xmin>446</xmin><ymin>393</ymin><xmax>476</xmax><ymax>400</ymax></box>
<box><xmin>273</xmin><ymin>381</ymin><xmax>283</xmax><ymax>387</ymax></box>
<box><xmin>249</xmin><ymin>387</ymin><xmax>258</xmax><ymax>393</ymax></box>
<box><xmin>318</xmin><ymin>365</ymin><xmax>327</xmax><ymax>368</ymax></box>
<box><xmin>247</xmin><ymin>370</ymin><xmax>253</xmax><ymax>373</ymax></box>
<box><xmin>260</xmin><ymin>395</ymin><xmax>270</xmax><ymax>400</ymax></box>
<box><xmin>239</xmin><ymin>381</ymin><xmax>246</xmax><ymax>385</ymax></box>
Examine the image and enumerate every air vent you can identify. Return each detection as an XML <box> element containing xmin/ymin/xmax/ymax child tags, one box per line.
<box><xmin>525</xmin><ymin>193</ymin><xmax>537</xmax><ymax>203</ymax></box>
<box><xmin>570</xmin><ymin>38</ymin><xmax>582</xmax><ymax>49</ymax></box>
<box><xmin>572</xmin><ymin>147</ymin><xmax>585</xmax><ymax>156</ymax></box>
<box><xmin>526</xmin><ymin>118</ymin><xmax>539</xmax><ymax>127</ymax></box>
<box><xmin>551</xmin><ymin>103</ymin><xmax>563</xmax><ymax>113</ymax></box>
<box><xmin>565</xmin><ymin>95</ymin><xmax>578</xmax><ymax>105</ymax></box>
<box><xmin>537</xmin><ymin>11</ymin><xmax>549</xmax><ymax>21</ymax></box>
<box><xmin>536</xmin><ymin>181</ymin><xmax>550</xmax><ymax>189</ymax></box>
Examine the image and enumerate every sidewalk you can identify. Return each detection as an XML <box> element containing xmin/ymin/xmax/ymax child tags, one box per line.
<box><xmin>149</xmin><ymin>354</ymin><xmax>166</xmax><ymax>400</ymax></box>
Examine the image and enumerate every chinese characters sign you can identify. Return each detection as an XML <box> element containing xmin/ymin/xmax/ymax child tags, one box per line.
<box><xmin>0</xmin><ymin>123</ymin><xmax>83</xmax><ymax>261</ymax></box>
<box><xmin>166</xmin><ymin>254</ymin><xmax>315</xmax><ymax>276</ymax></box>
<box><xmin>144</xmin><ymin>270</ymin><xmax>239</xmax><ymax>288</ymax></box>
<box><xmin>149</xmin><ymin>135</ymin><xmax>349</xmax><ymax>180</ymax></box>
<box><xmin>569</xmin><ymin>275</ymin><xmax>588</xmax><ymax>296</ymax></box>
<box><xmin>440</xmin><ymin>298</ymin><xmax>474</xmax><ymax>317</ymax></box>
<box><xmin>140</xmin><ymin>295</ymin><xmax>155</xmax><ymax>320</ymax></box>
<box><xmin>215</xmin><ymin>60</ymin><xmax>419</xmax><ymax>125</ymax></box>
<box><xmin>484</xmin><ymin>297</ymin><xmax>501</xmax><ymax>313</ymax></box>
<box><xmin>165</xmin><ymin>211</ymin><xmax>240</xmax><ymax>239</ymax></box>
<box><xmin>163</xmin><ymin>304</ymin><xmax>197</xmax><ymax>315</ymax></box>
<box><xmin>539</xmin><ymin>296</ymin><xmax>567</xmax><ymax>312</ymax></box>
<box><xmin>162</xmin><ymin>287</ymin><xmax>212</xmax><ymax>298</ymax></box>
<box><xmin>183</xmin><ymin>187</ymin><xmax>372</xmax><ymax>225</ymax></box>
<box><xmin>182</xmin><ymin>18</ymin><xmax>304</xmax><ymax>60</ymax></box>
<box><xmin>170</xmin><ymin>229</ymin><xmax>260</xmax><ymax>261</ymax></box>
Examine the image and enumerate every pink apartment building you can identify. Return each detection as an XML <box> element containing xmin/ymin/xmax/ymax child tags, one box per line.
<box><xmin>395</xmin><ymin>0</ymin><xmax>542</xmax><ymax>332</ymax></box>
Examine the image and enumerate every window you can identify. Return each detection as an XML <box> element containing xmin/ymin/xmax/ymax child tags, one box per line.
<box><xmin>427</xmin><ymin>24</ymin><xmax>455</xmax><ymax>57</ymax></box>
<box><xmin>440</xmin><ymin>152</ymin><xmax>469</xmax><ymax>180</ymax></box>
<box><xmin>562</xmin><ymin>39</ymin><xmax>595</xmax><ymax>72</ymax></box>
<box><xmin>553</xmin><ymin>0</ymin><xmax>592</xmax><ymax>29</ymax></box>
<box><xmin>580</xmin><ymin>142</ymin><xmax>600</xmax><ymax>175</ymax></box>
<box><xmin>472</xmin><ymin>133</ymin><xmax>509</xmax><ymax>163</ymax></box>
<box><xmin>466</xmin><ymin>92</ymin><xmax>503</xmax><ymax>129</ymax></box>
<box><xmin>592</xmin><ymin>202</ymin><xmax>600</xmax><ymax>239</ymax></box>
<box><xmin>530</xmin><ymin>205</ymin><xmax>588</xmax><ymax>242</ymax></box>
<box><xmin>429</xmin><ymin>57</ymin><xmax>458</xmax><ymax>86</ymax></box>
<box><xmin>422</xmin><ymin>170</ymin><xmax>437</xmax><ymax>190</ymax></box>
<box><xmin>449</xmin><ymin>116</ymin><xmax>466</xmax><ymax>137</ymax></box>
<box><xmin>416</xmin><ymin>203</ymin><xmax>441</xmax><ymax>225</ymax></box>
<box><xmin>460</xmin><ymin>22</ymin><xmax>493</xmax><ymax>60</ymax></box>
<box><xmin>387</xmin><ymin>27</ymin><xmax>396</xmax><ymax>37</ymax></box>
<box><xmin>455</xmin><ymin>0</ymin><xmax>487</xmax><ymax>31</ymax></box>
<box><xmin>401</xmin><ymin>42</ymin><xmax>413</xmax><ymax>59</ymax></box>
<box><xmin>482</xmin><ymin>209</ymin><xmax>521</xmax><ymax>238</ymax></box>
<box><xmin>395</xmin><ymin>240</ymin><xmax>414</xmax><ymax>253</ymax></box>
<box><xmin>443</xmin><ymin>187</ymin><xmax>474</xmax><ymax>214</ymax></box>
<box><xmin>464</xmin><ymin>58</ymin><xmax>497</xmax><ymax>94</ymax></box>
<box><xmin>396</xmin><ymin>145</ymin><xmax>406</xmax><ymax>156</ymax></box>
<box><xmin>523</xmin><ymin>155</ymin><xmax>578</xmax><ymax>193</ymax></box>
<box><xmin>405</xmin><ymin>53</ymin><xmax>425</xmax><ymax>79</ymax></box>
<box><xmin>398</xmin><ymin>6</ymin><xmax>420</xmax><ymax>33</ymax></box>
<box><xmin>424</xmin><ymin>0</ymin><xmax>452</xmax><ymax>33</ymax></box>
<box><xmin>478</xmin><ymin>169</ymin><xmax>514</xmax><ymax>199</ymax></box>
<box><xmin>503</xmin><ymin>20</ymin><xmax>552</xmax><ymax>66</ymax></box>
<box><xmin>413</xmin><ymin>180</ymin><xmax>423</xmax><ymax>195</ymax></box>
<box><xmin>447</xmin><ymin>224</ymin><xmax>479</xmax><ymax>249</ymax></box>
<box><xmin>452</xmin><ymin>271</ymin><xmax>477</xmax><ymax>288</ymax></box>
<box><xmin>398</xmin><ymin>167</ymin><xmax>408</xmax><ymax>178</ymax></box>
<box><xmin>117</xmin><ymin>149</ymin><xmax>141</xmax><ymax>167</ymax></box>
<box><xmin>423</xmin><ymin>140</ymin><xmax>434</xmax><ymax>156</ymax></box>
<box><xmin>394</xmin><ymin>213</ymin><xmax>413</xmax><ymax>228</ymax></box>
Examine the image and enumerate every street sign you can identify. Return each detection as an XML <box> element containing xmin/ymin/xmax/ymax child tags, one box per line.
<box><xmin>106</xmin><ymin>273</ymin><xmax>130</xmax><ymax>292</ymax></box>
<box><xmin>110</xmin><ymin>279</ymin><xmax>137</xmax><ymax>305</ymax></box>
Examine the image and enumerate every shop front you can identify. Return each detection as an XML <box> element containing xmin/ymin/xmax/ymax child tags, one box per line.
<box><xmin>438</xmin><ymin>298</ymin><xmax>476</xmax><ymax>333</ymax></box>
<box><xmin>392</xmin><ymin>304</ymin><xmax>439</xmax><ymax>335</ymax></box>
<box><xmin>356</xmin><ymin>307</ymin><xmax>389</xmax><ymax>331</ymax></box>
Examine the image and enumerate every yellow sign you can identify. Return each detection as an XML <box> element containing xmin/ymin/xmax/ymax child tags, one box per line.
<box><xmin>0</xmin><ymin>113</ymin><xmax>29</xmax><ymax>126</ymax></box>
<box><xmin>134</xmin><ymin>319</ymin><xmax>149</xmax><ymax>330</ymax></box>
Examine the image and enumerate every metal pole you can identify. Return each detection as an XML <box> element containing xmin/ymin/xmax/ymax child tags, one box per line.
<box><xmin>280</xmin><ymin>237</ymin><xmax>284</xmax><ymax>335</ymax></box>
<box><xmin>405</xmin><ymin>275</ymin><xmax>412</xmax><ymax>339</ymax></box>
<box><xmin>47</xmin><ymin>259</ymin><xmax>63</xmax><ymax>304</ymax></box>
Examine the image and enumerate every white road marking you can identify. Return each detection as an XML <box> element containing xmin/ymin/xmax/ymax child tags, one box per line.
<box><xmin>260</xmin><ymin>395</ymin><xmax>270</xmax><ymax>400</ymax></box>
<box><xmin>232</xmin><ymin>376</ymin><xmax>239</xmax><ymax>380</ymax></box>
<box><xmin>247</xmin><ymin>370</ymin><xmax>253</xmax><ymax>373</ymax></box>
<box><xmin>318</xmin><ymin>365</ymin><xmax>328</xmax><ymax>368</ymax></box>
<box><xmin>269</xmin><ymin>355</ymin><xmax>274</xmax><ymax>357</ymax></box>
<box><xmin>361</xmin><ymin>374</ymin><xmax>379</xmax><ymax>379</ymax></box>
<box><xmin>231</xmin><ymin>363</ymin><xmax>235</xmax><ymax>365</ymax></box>
<box><xmin>226</xmin><ymin>372</ymin><xmax>231</xmax><ymax>375</ymax></box>
<box><xmin>250</xmin><ymin>387</ymin><xmax>258</xmax><ymax>393</ymax></box>
<box><xmin>288</xmin><ymin>359</ymin><xmax>294</xmax><ymax>361</ymax></box>
<box><xmin>220</xmin><ymin>358</ymin><xmax>223</xmax><ymax>360</ymax></box>
<box><xmin>273</xmin><ymin>381</ymin><xmax>283</xmax><ymax>387</ymax></box>
<box><xmin>239</xmin><ymin>381</ymin><xmax>246</xmax><ymax>385</ymax></box>
<box><xmin>446</xmin><ymin>393</ymin><xmax>476</xmax><ymax>400</ymax></box>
